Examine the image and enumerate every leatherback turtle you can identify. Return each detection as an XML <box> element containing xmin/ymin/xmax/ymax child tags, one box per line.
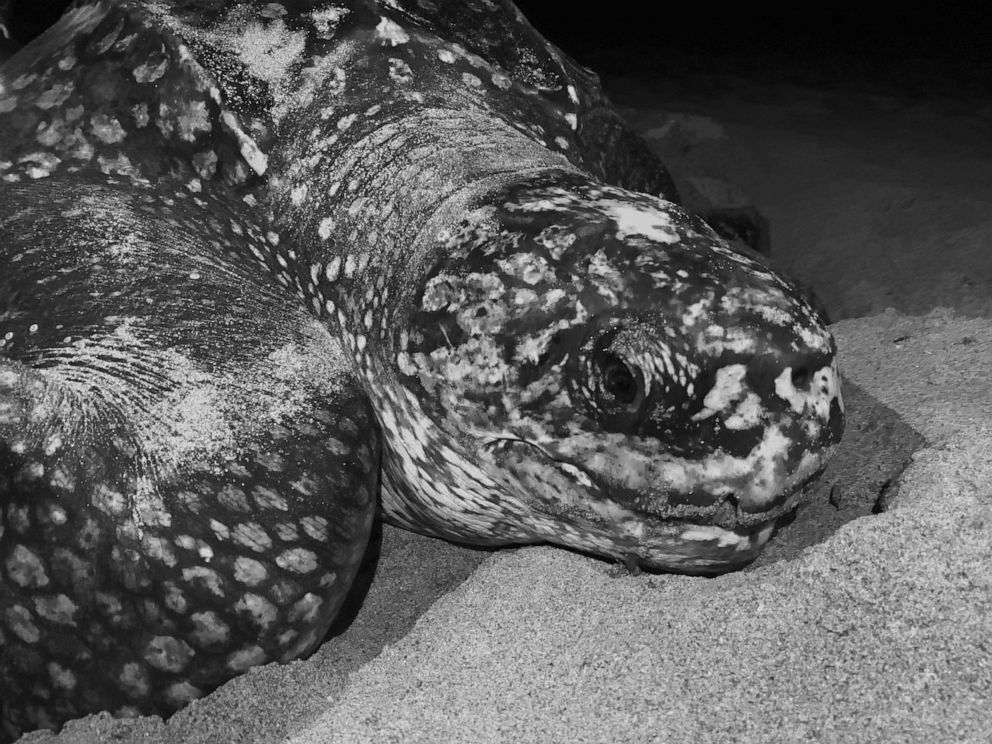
<box><xmin>0</xmin><ymin>0</ymin><xmax>844</xmax><ymax>737</ymax></box>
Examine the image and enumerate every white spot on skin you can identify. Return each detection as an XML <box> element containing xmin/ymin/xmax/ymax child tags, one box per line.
<box><xmin>6</xmin><ymin>545</ymin><xmax>49</xmax><ymax>587</ymax></box>
<box><xmin>680</xmin><ymin>525</ymin><xmax>753</xmax><ymax>549</ymax></box>
<box><xmin>557</xmin><ymin>462</ymin><xmax>593</xmax><ymax>488</ymax></box>
<box><xmin>311</xmin><ymin>7</ymin><xmax>350</xmax><ymax>39</ymax></box>
<box><xmin>289</xmin><ymin>592</ymin><xmax>323</xmax><ymax>624</ymax></box>
<box><xmin>692</xmin><ymin>364</ymin><xmax>765</xmax><ymax>431</ymax></box>
<box><xmin>164</xmin><ymin>681</ymin><xmax>202</xmax><ymax>706</ymax></box>
<box><xmin>190</xmin><ymin>611</ymin><xmax>230</xmax><ymax>647</ymax></box>
<box><xmin>119</xmin><ymin>663</ymin><xmax>150</xmax><ymax>697</ymax></box>
<box><xmin>183</xmin><ymin>566</ymin><xmax>225</xmax><ymax>598</ymax></box>
<box><xmin>233</xmin><ymin>556</ymin><xmax>268</xmax><ymax>586</ymax></box>
<box><xmin>326</xmin><ymin>66</ymin><xmax>347</xmax><ymax>95</ymax></box>
<box><xmin>231</xmin><ymin>522</ymin><xmax>273</xmax><ymax>552</ymax></box>
<box><xmin>597</xmin><ymin>199</ymin><xmax>679</xmax><ymax>244</ymax></box>
<box><xmin>275</xmin><ymin>548</ymin><xmax>318</xmax><ymax>574</ymax></box>
<box><xmin>47</xmin><ymin>662</ymin><xmax>77</xmax><ymax>690</ymax></box>
<box><xmin>35</xmin><ymin>82</ymin><xmax>73</xmax><ymax>109</ymax></box>
<box><xmin>725</xmin><ymin>393</ymin><xmax>765</xmax><ymax>430</ymax></box>
<box><xmin>132</xmin><ymin>102</ymin><xmax>149</xmax><ymax>127</ymax></box>
<box><xmin>375</xmin><ymin>16</ymin><xmax>409</xmax><ymax>46</ymax></box>
<box><xmin>19</xmin><ymin>151</ymin><xmax>62</xmax><ymax>179</ymax></box>
<box><xmin>133</xmin><ymin>57</ymin><xmax>169</xmax><ymax>83</ymax></box>
<box><xmin>144</xmin><ymin>636</ymin><xmax>193</xmax><ymax>673</ymax></box>
<box><xmin>437</xmin><ymin>49</ymin><xmax>456</xmax><ymax>64</ymax></box>
<box><xmin>388</xmin><ymin>57</ymin><xmax>413</xmax><ymax>84</ymax></box>
<box><xmin>35</xmin><ymin>119</ymin><xmax>67</xmax><ymax>147</ymax></box>
<box><xmin>96</xmin><ymin>152</ymin><xmax>136</xmax><ymax>176</ymax></box>
<box><xmin>228</xmin><ymin>645</ymin><xmax>266</xmax><ymax>672</ymax></box>
<box><xmin>175</xmin><ymin>100</ymin><xmax>212</xmax><ymax>142</ymax></box>
<box><xmin>318</xmin><ymin>216</ymin><xmax>334</xmax><ymax>239</ymax></box>
<box><xmin>496</xmin><ymin>252</ymin><xmax>551</xmax><ymax>285</ymax></box>
<box><xmin>5</xmin><ymin>605</ymin><xmax>41</xmax><ymax>643</ymax></box>
<box><xmin>219</xmin><ymin>111</ymin><xmax>268</xmax><ymax>175</ymax></box>
<box><xmin>260</xmin><ymin>3</ymin><xmax>288</xmax><ymax>20</ymax></box>
<box><xmin>235</xmin><ymin>593</ymin><xmax>278</xmax><ymax>630</ymax></box>
<box><xmin>692</xmin><ymin>364</ymin><xmax>748</xmax><ymax>421</ymax></box>
<box><xmin>253</xmin><ymin>486</ymin><xmax>288</xmax><ymax>511</ymax></box>
<box><xmin>34</xmin><ymin>594</ymin><xmax>78</xmax><ymax>625</ymax></box>
<box><xmin>300</xmin><ymin>516</ymin><xmax>329</xmax><ymax>541</ymax></box>
<box><xmin>11</xmin><ymin>73</ymin><xmax>36</xmax><ymax>89</ymax></box>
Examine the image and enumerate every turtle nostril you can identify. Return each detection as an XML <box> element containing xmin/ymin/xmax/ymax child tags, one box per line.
<box><xmin>791</xmin><ymin>366</ymin><xmax>812</xmax><ymax>390</ymax></box>
<box><xmin>748</xmin><ymin>357</ymin><xmax>818</xmax><ymax>396</ymax></box>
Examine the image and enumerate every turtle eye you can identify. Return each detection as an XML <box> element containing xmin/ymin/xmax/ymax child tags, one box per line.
<box><xmin>599</xmin><ymin>354</ymin><xmax>640</xmax><ymax>406</ymax></box>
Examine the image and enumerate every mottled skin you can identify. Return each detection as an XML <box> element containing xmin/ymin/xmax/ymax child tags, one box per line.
<box><xmin>0</xmin><ymin>0</ymin><xmax>843</xmax><ymax>738</ymax></box>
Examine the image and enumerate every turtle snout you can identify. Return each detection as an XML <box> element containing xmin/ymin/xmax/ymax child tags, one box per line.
<box><xmin>746</xmin><ymin>348</ymin><xmax>819</xmax><ymax>392</ymax></box>
<box><xmin>750</xmin><ymin>344</ymin><xmax>843</xmax><ymax>429</ymax></box>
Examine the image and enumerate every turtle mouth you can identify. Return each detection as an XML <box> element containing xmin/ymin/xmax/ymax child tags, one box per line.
<box><xmin>481</xmin><ymin>436</ymin><xmax>824</xmax><ymax>532</ymax></box>
<box><xmin>697</xmin><ymin>473</ymin><xmax>818</xmax><ymax>529</ymax></box>
<box><xmin>480</xmin><ymin>436</ymin><xmax>829</xmax><ymax>574</ymax></box>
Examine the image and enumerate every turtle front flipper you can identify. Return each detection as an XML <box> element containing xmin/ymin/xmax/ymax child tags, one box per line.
<box><xmin>0</xmin><ymin>179</ymin><xmax>379</xmax><ymax>741</ymax></box>
<box><xmin>0</xmin><ymin>3</ymin><xmax>379</xmax><ymax>739</ymax></box>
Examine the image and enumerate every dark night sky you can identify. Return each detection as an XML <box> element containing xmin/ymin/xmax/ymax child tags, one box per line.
<box><xmin>514</xmin><ymin>1</ymin><xmax>990</xmax><ymax>101</ymax></box>
<box><xmin>3</xmin><ymin>1</ymin><xmax>989</xmax><ymax>101</ymax></box>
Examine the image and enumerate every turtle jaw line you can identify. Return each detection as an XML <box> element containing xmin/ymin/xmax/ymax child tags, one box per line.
<box><xmin>625</xmin><ymin>451</ymin><xmax>832</xmax><ymax>537</ymax></box>
<box><xmin>481</xmin><ymin>436</ymin><xmax>822</xmax><ymax>532</ymax></box>
<box><xmin>709</xmin><ymin>478</ymin><xmax>809</xmax><ymax>530</ymax></box>
<box><xmin>740</xmin><ymin>463</ymin><xmax>830</xmax><ymax>525</ymax></box>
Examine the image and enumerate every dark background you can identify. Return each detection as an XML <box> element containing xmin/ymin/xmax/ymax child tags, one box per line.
<box><xmin>514</xmin><ymin>1</ymin><xmax>990</xmax><ymax>100</ymax></box>
<box><xmin>3</xmin><ymin>1</ymin><xmax>989</xmax><ymax>100</ymax></box>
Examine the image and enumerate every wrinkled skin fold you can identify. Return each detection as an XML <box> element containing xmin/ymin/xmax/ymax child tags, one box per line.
<box><xmin>0</xmin><ymin>0</ymin><xmax>843</xmax><ymax>738</ymax></box>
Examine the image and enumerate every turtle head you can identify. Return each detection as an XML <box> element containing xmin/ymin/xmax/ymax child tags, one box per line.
<box><xmin>388</xmin><ymin>172</ymin><xmax>843</xmax><ymax>574</ymax></box>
